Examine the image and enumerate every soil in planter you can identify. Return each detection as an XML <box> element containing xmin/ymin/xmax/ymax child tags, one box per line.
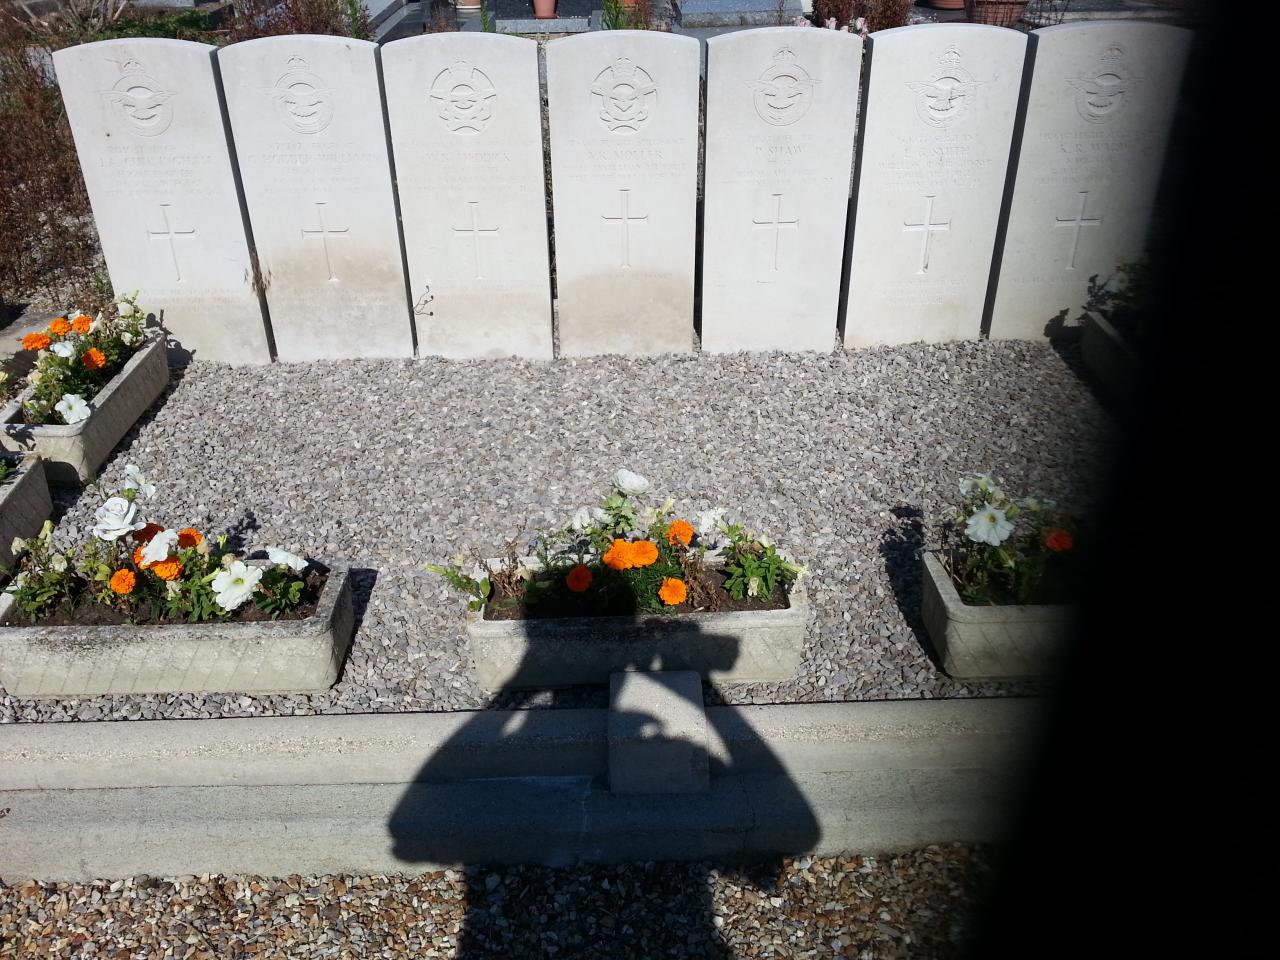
<box><xmin>9</xmin><ymin>570</ymin><xmax>328</xmax><ymax>627</ymax></box>
<box><xmin>946</xmin><ymin>556</ymin><xmax>1078</xmax><ymax>607</ymax></box>
<box><xmin>484</xmin><ymin>565</ymin><xmax>790</xmax><ymax>621</ymax></box>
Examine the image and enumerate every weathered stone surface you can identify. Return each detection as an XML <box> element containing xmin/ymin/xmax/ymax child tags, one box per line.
<box><xmin>0</xmin><ymin>563</ymin><xmax>354</xmax><ymax>697</ymax></box>
<box><xmin>920</xmin><ymin>552</ymin><xmax>1074</xmax><ymax>681</ymax></box>
<box><xmin>608</xmin><ymin>670</ymin><xmax>709</xmax><ymax>794</ymax></box>
<box><xmin>383</xmin><ymin>32</ymin><xmax>552</xmax><ymax>359</ymax></box>
<box><xmin>466</xmin><ymin>559</ymin><xmax>807</xmax><ymax>690</ymax></box>
<box><xmin>702</xmin><ymin>28</ymin><xmax>861</xmax><ymax>353</ymax></box>
<box><xmin>219</xmin><ymin>36</ymin><xmax>413</xmax><ymax>361</ymax></box>
<box><xmin>987</xmin><ymin>22</ymin><xmax>1191</xmax><ymax>339</ymax></box>
<box><xmin>844</xmin><ymin>25</ymin><xmax>1026</xmax><ymax>347</ymax></box>
<box><xmin>547</xmin><ymin>31</ymin><xmax>699</xmax><ymax>356</ymax></box>
<box><xmin>0</xmin><ymin>334</ymin><xmax>169</xmax><ymax>485</ymax></box>
<box><xmin>52</xmin><ymin>39</ymin><xmax>270</xmax><ymax>364</ymax></box>
<box><xmin>0</xmin><ymin>457</ymin><xmax>52</xmax><ymax>571</ymax></box>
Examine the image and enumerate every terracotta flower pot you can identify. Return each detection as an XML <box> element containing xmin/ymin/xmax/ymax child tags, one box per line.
<box><xmin>533</xmin><ymin>0</ymin><xmax>556</xmax><ymax>16</ymax></box>
<box><xmin>929</xmin><ymin>0</ymin><xmax>966</xmax><ymax>10</ymax></box>
<box><xmin>963</xmin><ymin>0</ymin><xmax>1030</xmax><ymax>25</ymax></box>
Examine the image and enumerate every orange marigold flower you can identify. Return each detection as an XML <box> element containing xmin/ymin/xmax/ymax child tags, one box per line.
<box><xmin>72</xmin><ymin>314</ymin><xmax>92</xmax><ymax>334</ymax></box>
<box><xmin>658</xmin><ymin>577</ymin><xmax>687</xmax><ymax>607</ymax></box>
<box><xmin>1042</xmin><ymin>528</ymin><xmax>1074</xmax><ymax>553</ymax></box>
<box><xmin>133</xmin><ymin>523</ymin><xmax>164</xmax><ymax>545</ymax></box>
<box><xmin>177</xmin><ymin>527</ymin><xmax>203</xmax><ymax>549</ymax></box>
<box><xmin>603</xmin><ymin>539</ymin><xmax>634</xmax><ymax>571</ymax></box>
<box><xmin>49</xmin><ymin>318</ymin><xmax>71</xmax><ymax>336</ymax></box>
<box><xmin>131</xmin><ymin>545</ymin><xmax>151</xmax><ymax>569</ymax></box>
<box><xmin>566</xmin><ymin>564</ymin><xmax>593</xmax><ymax>593</ymax></box>
<box><xmin>81</xmin><ymin>347</ymin><xmax>107</xmax><ymax>370</ymax></box>
<box><xmin>150</xmin><ymin>558</ymin><xmax>184</xmax><ymax>581</ymax></box>
<box><xmin>629</xmin><ymin>540</ymin><xmax>659</xmax><ymax>569</ymax></box>
<box><xmin>667</xmin><ymin>520</ymin><xmax>695</xmax><ymax>547</ymax></box>
<box><xmin>22</xmin><ymin>333</ymin><xmax>51</xmax><ymax>351</ymax></box>
<box><xmin>109</xmin><ymin>569</ymin><xmax>136</xmax><ymax>595</ymax></box>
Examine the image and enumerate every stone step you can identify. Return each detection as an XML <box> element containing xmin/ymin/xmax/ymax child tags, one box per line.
<box><xmin>608</xmin><ymin>670</ymin><xmax>710</xmax><ymax>794</ymax></box>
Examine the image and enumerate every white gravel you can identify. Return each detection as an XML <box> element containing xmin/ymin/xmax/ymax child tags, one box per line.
<box><xmin>0</xmin><ymin>339</ymin><xmax>1111</xmax><ymax>722</ymax></box>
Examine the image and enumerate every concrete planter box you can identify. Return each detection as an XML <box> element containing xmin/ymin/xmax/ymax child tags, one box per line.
<box><xmin>1081</xmin><ymin>312</ymin><xmax>1141</xmax><ymax>412</ymax></box>
<box><xmin>0</xmin><ymin>333</ymin><xmax>169</xmax><ymax>486</ymax></box>
<box><xmin>467</xmin><ymin>558</ymin><xmax>808</xmax><ymax>689</ymax></box>
<box><xmin>0</xmin><ymin>456</ymin><xmax>53</xmax><ymax>572</ymax></box>
<box><xmin>0</xmin><ymin>562</ymin><xmax>355</xmax><ymax>698</ymax></box>
<box><xmin>921</xmin><ymin>552</ymin><xmax>1073</xmax><ymax>681</ymax></box>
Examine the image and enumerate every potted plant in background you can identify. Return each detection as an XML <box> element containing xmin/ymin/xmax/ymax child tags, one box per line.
<box><xmin>429</xmin><ymin>469</ymin><xmax>810</xmax><ymax>689</ymax></box>
<box><xmin>1</xmin><ymin>293</ymin><xmax>168</xmax><ymax>485</ymax></box>
<box><xmin>963</xmin><ymin>0</ymin><xmax>1030</xmax><ymax>26</ymax></box>
<box><xmin>921</xmin><ymin>472</ymin><xmax>1079</xmax><ymax>681</ymax></box>
<box><xmin>533</xmin><ymin>0</ymin><xmax>557</xmax><ymax>17</ymax></box>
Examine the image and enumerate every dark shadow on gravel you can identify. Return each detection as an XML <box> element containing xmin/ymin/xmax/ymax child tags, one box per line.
<box><xmin>387</xmin><ymin>616</ymin><xmax>820</xmax><ymax>959</ymax></box>
<box><xmin>878</xmin><ymin>504</ymin><xmax>946</xmax><ymax>670</ymax></box>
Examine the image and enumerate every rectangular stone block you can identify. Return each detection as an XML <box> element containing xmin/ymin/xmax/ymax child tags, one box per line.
<box><xmin>383</xmin><ymin>32</ymin><xmax>553</xmax><ymax>359</ymax></box>
<box><xmin>219</xmin><ymin>36</ymin><xmax>414</xmax><ymax>361</ymax></box>
<box><xmin>702</xmin><ymin>28</ymin><xmax>862</xmax><ymax>353</ymax></box>
<box><xmin>987</xmin><ymin>22</ymin><xmax>1191</xmax><ymax>339</ymax></box>
<box><xmin>0</xmin><ymin>457</ymin><xmax>52</xmax><ymax>571</ymax></box>
<box><xmin>547</xmin><ymin>31</ymin><xmax>700</xmax><ymax>356</ymax></box>
<box><xmin>608</xmin><ymin>670</ymin><xmax>709</xmax><ymax>795</ymax></box>
<box><xmin>844</xmin><ymin>25</ymin><xmax>1026</xmax><ymax>347</ymax></box>
<box><xmin>52</xmin><ymin>39</ymin><xmax>271</xmax><ymax>364</ymax></box>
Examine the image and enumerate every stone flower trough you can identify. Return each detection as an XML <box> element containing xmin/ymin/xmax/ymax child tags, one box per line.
<box><xmin>0</xmin><ymin>333</ymin><xmax>169</xmax><ymax>486</ymax></box>
<box><xmin>0</xmin><ymin>455</ymin><xmax>53</xmax><ymax>572</ymax></box>
<box><xmin>467</xmin><ymin>558</ymin><xmax>809</xmax><ymax>690</ymax></box>
<box><xmin>0</xmin><ymin>562</ymin><xmax>355</xmax><ymax>698</ymax></box>
<box><xmin>920</xmin><ymin>552</ymin><xmax>1073</xmax><ymax>682</ymax></box>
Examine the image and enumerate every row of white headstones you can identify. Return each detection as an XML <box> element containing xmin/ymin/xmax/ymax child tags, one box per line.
<box><xmin>53</xmin><ymin>23</ymin><xmax>1189</xmax><ymax>365</ymax></box>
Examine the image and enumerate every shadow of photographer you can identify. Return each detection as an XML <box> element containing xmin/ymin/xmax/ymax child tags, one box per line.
<box><xmin>387</xmin><ymin>603</ymin><xmax>819</xmax><ymax>959</ymax></box>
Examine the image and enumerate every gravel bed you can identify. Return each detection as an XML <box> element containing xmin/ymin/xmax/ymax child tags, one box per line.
<box><xmin>0</xmin><ymin>845</ymin><xmax>992</xmax><ymax>959</ymax></box>
<box><xmin>0</xmin><ymin>339</ymin><xmax>1111</xmax><ymax>722</ymax></box>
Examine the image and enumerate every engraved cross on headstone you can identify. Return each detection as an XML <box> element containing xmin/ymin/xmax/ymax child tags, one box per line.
<box><xmin>903</xmin><ymin>196</ymin><xmax>950</xmax><ymax>275</ymax></box>
<box><xmin>147</xmin><ymin>203</ymin><xmax>197</xmax><ymax>283</ymax></box>
<box><xmin>1054</xmin><ymin>191</ymin><xmax>1102</xmax><ymax>270</ymax></box>
<box><xmin>452</xmin><ymin>201</ymin><xmax>501</xmax><ymax>280</ymax></box>
<box><xmin>753</xmin><ymin>193</ymin><xmax>799</xmax><ymax>281</ymax></box>
<box><xmin>602</xmin><ymin>188</ymin><xmax>648</xmax><ymax>269</ymax></box>
<box><xmin>300</xmin><ymin>201</ymin><xmax>349</xmax><ymax>282</ymax></box>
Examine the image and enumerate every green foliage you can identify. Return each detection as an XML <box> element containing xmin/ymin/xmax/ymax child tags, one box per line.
<box><xmin>480</xmin><ymin>0</ymin><xmax>497</xmax><ymax>32</ymax></box>
<box><xmin>719</xmin><ymin>522</ymin><xmax>802</xmax><ymax>601</ymax></box>
<box><xmin>20</xmin><ymin>293</ymin><xmax>148</xmax><ymax>426</ymax></box>
<box><xmin>3</xmin><ymin>521</ymin><xmax>76</xmax><ymax>622</ymax></box>
<box><xmin>1084</xmin><ymin>257</ymin><xmax>1152</xmax><ymax>349</ymax></box>
<box><xmin>424</xmin><ymin>561</ymin><xmax>491</xmax><ymax>612</ymax></box>
<box><xmin>254</xmin><ymin>566</ymin><xmax>307</xmax><ymax>619</ymax></box>
<box><xmin>601</xmin><ymin>0</ymin><xmax>628</xmax><ymax>30</ymax></box>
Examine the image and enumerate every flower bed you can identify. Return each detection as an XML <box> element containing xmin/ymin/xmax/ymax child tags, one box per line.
<box><xmin>1</xmin><ymin>297</ymin><xmax>168</xmax><ymax>485</ymax></box>
<box><xmin>0</xmin><ymin>455</ymin><xmax>52</xmax><ymax>573</ymax></box>
<box><xmin>0</xmin><ymin>470</ymin><xmax>354</xmax><ymax>697</ymax></box>
<box><xmin>923</xmin><ymin>472</ymin><xmax>1078</xmax><ymax>680</ymax></box>
<box><xmin>433</xmin><ymin>470</ymin><xmax>809</xmax><ymax>689</ymax></box>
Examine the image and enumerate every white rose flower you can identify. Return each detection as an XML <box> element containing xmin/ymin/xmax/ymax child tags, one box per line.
<box><xmin>54</xmin><ymin>394</ymin><xmax>90</xmax><ymax>424</ymax></box>
<box><xmin>51</xmin><ymin>342</ymin><xmax>76</xmax><ymax>359</ymax></box>
<box><xmin>92</xmin><ymin>496</ymin><xmax>145</xmax><ymax>542</ymax></box>
<box><xmin>696</xmin><ymin>508</ymin><xmax>726</xmax><ymax>541</ymax></box>
<box><xmin>10</xmin><ymin>537</ymin><xmax>25</xmax><ymax>555</ymax></box>
<box><xmin>613</xmin><ymin>469</ymin><xmax>650</xmax><ymax>496</ymax></box>
<box><xmin>266</xmin><ymin>547</ymin><xmax>308</xmax><ymax>573</ymax></box>
<box><xmin>123</xmin><ymin>464</ymin><xmax>157</xmax><ymax>500</ymax></box>
<box><xmin>211</xmin><ymin>561</ymin><xmax>263</xmax><ymax>611</ymax></box>
<box><xmin>965</xmin><ymin>505</ymin><xmax>1014</xmax><ymax>547</ymax></box>
<box><xmin>140</xmin><ymin>529</ymin><xmax>179</xmax><ymax>566</ymax></box>
<box><xmin>570</xmin><ymin>507</ymin><xmax>596</xmax><ymax>532</ymax></box>
<box><xmin>120</xmin><ymin>328</ymin><xmax>140</xmax><ymax>346</ymax></box>
<box><xmin>50</xmin><ymin>554</ymin><xmax>68</xmax><ymax>573</ymax></box>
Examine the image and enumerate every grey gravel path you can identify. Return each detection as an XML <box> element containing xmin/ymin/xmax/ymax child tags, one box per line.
<box><xmin>0</xmin><ymin>339</ymin><xmax>1112</xmax><ymax>722</ymax></box>
<box><xmin>0</xmin><ymin>845</ymin><xmax>993</xmax><ymax>959</ymax></box>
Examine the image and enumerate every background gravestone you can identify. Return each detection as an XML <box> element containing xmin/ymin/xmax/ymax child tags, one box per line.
<box><xmin>53</xmin><ymin>39</ymin><xmax>270</xmax><ymax>365</ymax></box>
<box><xmin>547</xmin><ymin>31</ymin><xmax>700</xmax><ymax>357</ymax></box>
<box><xmin>844</xmin><ymin>25</ymin><xmax>1027</xmax><ymax>347</ymax></box>
<box><xmin>383</xmin><ymin>33</ymin><xmax>552</xmax><ymax>360</ymax></box>
<box><xmin>219</xmin><ymin>36</ymin><xmax>413</xmax><ymax>362</ymax></box>
<box><xmin>701</xmin><ymin>28</ymin><xmax>862</xmax><ymax>353</ymax></box>
<box><xmin>986</xmin><ymin>22</ymin><xmax>1192</xmax><ymax>340</ymax></box>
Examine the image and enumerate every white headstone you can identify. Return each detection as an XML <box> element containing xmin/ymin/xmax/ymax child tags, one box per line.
<box><xmin>987</xmin><ymin>23</ymin><xmax>1191</xmax><ymax>340</ymax></box>
<box><xmin>844</xmin><ymin>25</ymin><xmax>1027</xmax><ymax>348</ymax></box>
<box><xmin>382</xmin><ymin>33</ymin><xmax>552</xmax><ymax>360</ymax></box>
<box><xmin>219</xmin><ymin>36</ymin><xmax>413</xmax><ymax>361</ymax></box>
<box><xmin>547</xmin><ymin>31</ymin><xmax>700</xmax><ymax>356</ymax></box>
<box><xmin>52</xmin><ymin>39</ymin><xmax>270</xmax><ymax>364</ymax></box>
<box><xmin>702</xmin><ymin>28</ymin><xmax>862</xmax><ymax>353</ymax></box>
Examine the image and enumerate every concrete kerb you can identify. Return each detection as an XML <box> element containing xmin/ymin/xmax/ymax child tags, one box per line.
<box><xmin>0</xmin><ymin>698</ymin><xmax>1043</xmax><ymax>879</ymax></box>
